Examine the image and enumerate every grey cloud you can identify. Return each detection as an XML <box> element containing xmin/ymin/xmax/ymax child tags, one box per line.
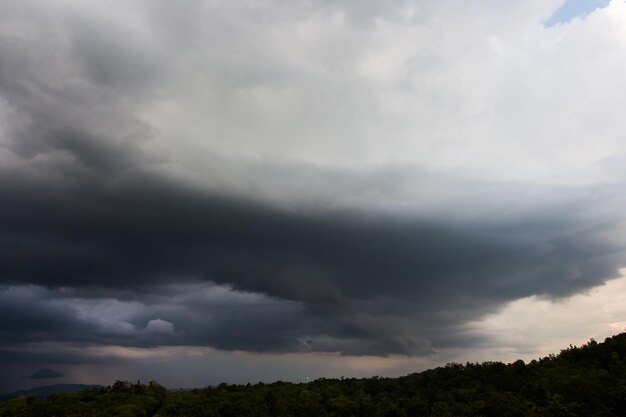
<box><xmin>68</xmin><ymin>16</ymin><xmax>161</xmax><ymax>93</ymax></box>
<box><xmin>0</xmin><ymin>284</ymin><xmax>313</xmax><ymax>353</ymax></box>
<box><xmin>0</xmin><ymin>287</ymin><xmax>86</xmax><ymax>343</ymax></box>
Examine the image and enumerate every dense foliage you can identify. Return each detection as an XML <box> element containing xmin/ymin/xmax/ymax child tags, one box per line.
<box><xmin>3</xmin><ymin>333</ymin><xmax>626</xmax><ymax>416</ymax></box>
<box><xmin>0</xmin><ymin>380</ymin><xmax>167</xmax><ymax>417</ymax></box>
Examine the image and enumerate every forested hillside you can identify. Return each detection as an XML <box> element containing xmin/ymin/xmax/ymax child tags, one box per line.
<box><xmin>3</xmin><ymin>333</ymin><xmax>626</xmax><ymax>416</ymax></box>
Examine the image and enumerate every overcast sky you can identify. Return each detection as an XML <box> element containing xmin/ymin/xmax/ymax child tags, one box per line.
<box><xmin>2</xmin><ymin>0</ymin><xmax>626</xmax><ymax>393</ymax></box>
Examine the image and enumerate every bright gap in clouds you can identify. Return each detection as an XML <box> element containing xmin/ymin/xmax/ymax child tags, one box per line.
<box><xmin>465</xmin><ymin>269</ymin><xmax>626</xmax><ymax>364</ymax></box>
<box><xmin>544</xmin><ymin>0</ymin><xmax>611</xmax><ymax>26</ymax></box>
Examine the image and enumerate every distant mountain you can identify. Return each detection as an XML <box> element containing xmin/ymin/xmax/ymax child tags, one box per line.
<box><xmin>0</xmin><ymin>384</ymin><xmax>101</xmax><ymax>401</ymax></box>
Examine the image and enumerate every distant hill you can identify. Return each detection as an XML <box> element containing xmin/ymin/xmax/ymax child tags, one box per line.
<box><xmin>1</xmin><ymin>333</ymin><xmax>626</xmax><ymax>416</ymax></box>
<box><xmin>0</xmin><ymin>384</ymin><xmax>101</xmax><ymax>401</ymax></box>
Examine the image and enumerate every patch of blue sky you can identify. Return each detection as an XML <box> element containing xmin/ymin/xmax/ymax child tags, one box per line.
<box><xmin>544</xmin><ymin>0</ymin><xmax>611</xmax><ymax>26</ymax></box>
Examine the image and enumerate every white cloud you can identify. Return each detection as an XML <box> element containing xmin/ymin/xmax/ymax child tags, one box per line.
<box><xmin>4</xmin><ymin>0</ymin><xmax>626</xmax><ymax>199</ymax></box>
<box><xmin>71</xmin><ymin>0</ymin><xmax>618</xmax><ymax>222</ymax></box>
<box><xmin>145</xmin><ymin>319</ymin><xmax>176</xmax><ymax>335</ymax></box>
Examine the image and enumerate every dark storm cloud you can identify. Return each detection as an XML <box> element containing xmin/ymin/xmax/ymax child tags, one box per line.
<box><xmin>1</xmin><ymin>153</ymin><xmax>622</xmax><ymax>304</ymax></box>
<box><xmin>1</xmin><ymin>0</ymin><xmax>626</xmax><ymax>359</ymax></box>
<box><xmin>0</xmin><ymin>287</ymin><xmax>85</xmax><ymax>342</ymax></box>
<box><xmin>0</xmin><ymin>159</ymin><xmax>624</xmax><ymax>355</ymax></box>
<box><xmin>0</xmin><ymin>283</ymin><xmax>311</xmax><ymax>352</ymax></box>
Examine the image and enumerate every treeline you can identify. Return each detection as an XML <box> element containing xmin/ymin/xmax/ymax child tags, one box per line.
<box><xmin>3</xmin><ymin>332</ymin><xmax>626</xmax><ymax>416</ymax></box>
<box><xmin>0</xmin><ymin>380</ymin><xmax>167</xmax><ymax>417</ymax></box>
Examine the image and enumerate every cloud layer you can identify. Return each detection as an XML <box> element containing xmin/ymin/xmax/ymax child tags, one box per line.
<box><xmin>1</xmin><ymin>0</ymin><xmax>626</xmax><ymax>391</ymax></box>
